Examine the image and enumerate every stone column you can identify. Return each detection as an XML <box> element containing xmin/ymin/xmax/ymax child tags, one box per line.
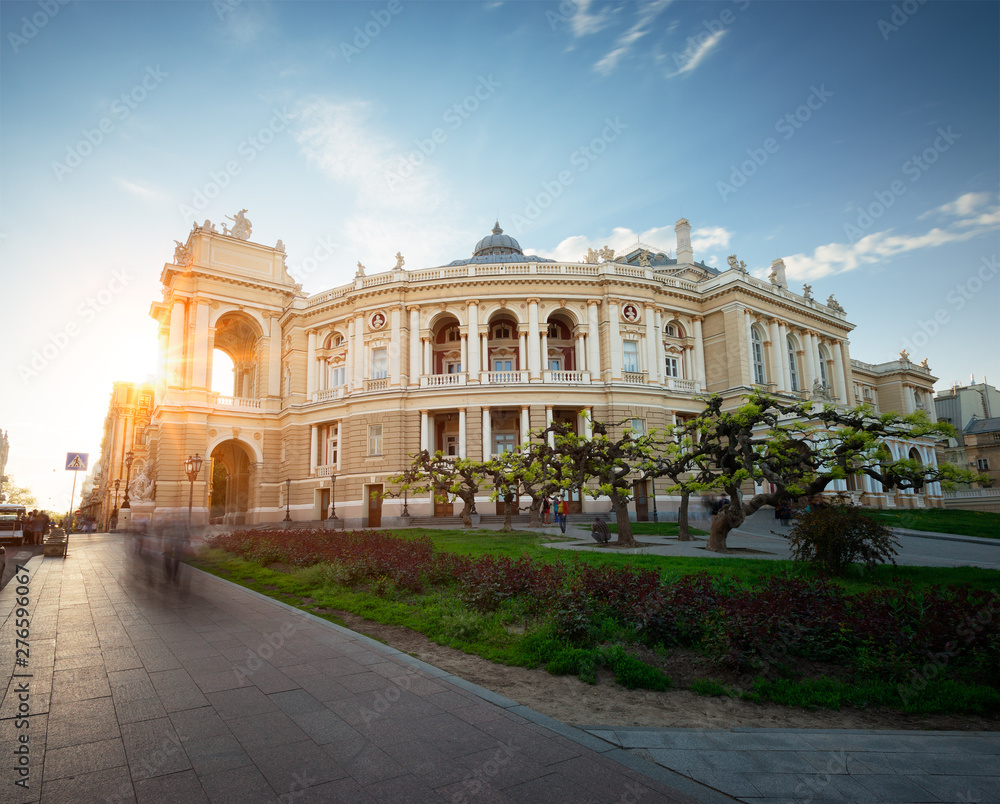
<box><xmin>645</xmin><ymin>305</ymin><xmax>659</xmax><ymax>383</ymax></box>
<box><xmin>575</xmin><ymin>334</ymin><xmax>585</xmax><ymax>372</ymax></box>
<box><xmin>546</xmin><ymin>405</ymin><xmax>554</xmax><ymax>448</ymax></box>
<box><xmin>346</xmin><ymin>319</ymin><xmax>355</xmax><ymax>391</ymax></box>
<box><xmin>408</xmin><ymin>307</ymin><xmax>420</xmax><ymax>385</ymax></box>
<box><xmin>587</xmin><ymin>300</ymin><xmax>601</xmax><ymax>381</ymax></box>
<box><xmin>460</xmin><ymin>334</ymin><xmax>468</xmax><ymax>373</ymax></box>
<box><xmin>482</xmin><ymin>407</ymin><xmax>491</xmax><ymax>460</ymax></box>
<box><xmin>306</xmin><ymin>331</ymin><xmax>317</xmax><ymax>401</ymax></box>
<box><xmin>458</xmin><ymin>408</ymin><xmax>467</xmax><ymax>459</ymax></box>
<box><xmin>540</xmin><ymin>330</ymin><xmax>549</xmax><ymax>374</ymax></box>
<box><xmin>191</xmin><ymin>300</ymin><xmax>211</xmax><ymax>390</ymax></box>
<box><xmin>481</xmin><ymin>331</ymin><xmax>489</xmax><ymax>376</ymax></box>
<box><xmin>467</xmin><ymin>302</ymin><xmax>480</xmax><ymax>379</ymax></box>
<box><xmin>684</xmin><ymin>346</ymin><xmax>694</xmax><ymax>382</ymax></box>
<box><xmin>608</xmin><ymin>300</ymin><xmax>622</xmax><ymax>379</ymax></box>
<box><xmin>693</xmin><ymin>315</ymin><xmax>706</xmax><ymax>390</ymax></box>
<box><xmin>832</xmin><ymin>341</ymin><xmax>848</xmax><ymax>405</ymax></box>
<box><xmin>583</xmin><ymin>408</ymin><xmax>593</xmax><ymax>439</ymax></box>
<box><xmin>354</xmin><ymin>316</ymin><xmax>365</xmax><ymax>389</ymax></box>
<box><xmin>777</xmin><ymin>322</ymin><xmax>792</xmax><ymax>392</ymax></box>
<box><xmin>840</xmin><ymin>339</ymin><xmax>855</xmax><ymax>405</ymax></box>
<box><xmin>520</xmin><ymin>405</ymin><xmax>530</xmax><ymax>447</ymax></box>
<box><xmin>420</xmin><ymin>411</ymin><xmax>429</xmax><ymax>452</ymax></box>
<box><xmin>767</xmin><ymin>318</ymin><xmax>783</xmax><ymax>391</ymax></box>
<box><xmin>268</xmin><ymin>318</ymin><xmax>281</xmax><ymax>396</ymax></box>
<box><xmin>423</xmin><ymin>337</ymin><xmax>432</xmax><ymax>378</ymax></box>
<box><xmin>527</xmin><ymin>298</ymin><xmax>541</xmax><ymax>380</ymax></box>
<box><xmin>654</xmin><ymin>309</ymin><xmax>665</xmax><ymax>385</ymax></box>
<box><xmin>167</xmin><ymin>299</ymin><xmax>186</xmax><ymax>388</ymax></box>
<box><xmin>310</xmin><ymin>424</ymin><xmax>318</xmax><ymax>475</ymax></box>
<box><xmin>800</xmin><ymin>331</ymin><xmax>814</xmax><ymax>392</ymax></box>
<box><xmin>389</xmin><ymin>308</ymin><xmax>401</xmax><ymax>386</ymax></box>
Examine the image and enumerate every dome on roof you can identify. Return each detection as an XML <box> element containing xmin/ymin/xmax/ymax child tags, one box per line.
<box><xmin>473</xmin><ymin>222</ymin><xmax>522</xmax><ymax>257</ymax></box>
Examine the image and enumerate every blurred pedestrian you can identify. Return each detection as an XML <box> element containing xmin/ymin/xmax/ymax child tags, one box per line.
<box><xmin>558</xmin><ymin>498</ymin><xmax>568</xmax><ymax>533</ymax></box>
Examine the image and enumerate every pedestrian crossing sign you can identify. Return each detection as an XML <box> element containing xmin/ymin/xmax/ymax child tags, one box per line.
<box><xmin>66</xmin><ymin>452</ymin><xmax>89</xmax><ymax>471</ymax></box>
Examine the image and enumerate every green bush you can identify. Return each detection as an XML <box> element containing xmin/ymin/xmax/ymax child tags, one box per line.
<box><xmin>601</xmin><ymin>646</ymin><xmax>672</xmax><ymax>690</ymax></box>
<box><xmin>786</xmin><ymin>503</ymin><xmax>900</xmax><ymax>575</ymax></box>
<box><xmin>690</xmin><ymin>679</ymin><xmax>731</xmax><ymax>697</ymax></box>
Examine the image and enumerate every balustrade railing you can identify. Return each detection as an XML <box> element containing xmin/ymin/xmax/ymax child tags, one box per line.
<box><xmin>420</xmin><ymin>372</ymin><xmax>468</xmax><ymax>388</ymax></box>
<box><xmin>213</xmin><ymin>395</ymin><xmax>262</xmax><ymax>410</ymax></box>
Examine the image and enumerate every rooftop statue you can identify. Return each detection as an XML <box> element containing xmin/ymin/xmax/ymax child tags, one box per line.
<box><xmin>768</xmin><ymin>270</ymin><xmax>780</xmax><ymax>285</ymax></box>
<box><xmin>395</xmin><ymin>251</ymin><xmax>405</xmax><ymax>269</ymax></box>
<box><xmin>826</xmin><ymin>294</ymin><xmax>844</xmax><ymax>312</ymax></box>
<box><xmin>584</xmin><ymin>248</ymin><xmax>599</xmax><ymax>264</ymax></box>
<box><xmin>356</xmin><ymin>261</ymin><xmax>366</xmax><ymax>277</ymax></box>
<box><xmin>598</xmin><ymin>245</ymin><xmax>616</xmax><ymax>262</ymax></box>
<box><xmin>727</xmin><ymin>254</ymin><xmax>747</xmax><ymax>272</ymax></box>
<box><xmin>173</xmin><ymin>240</ymin><xmax>193</xmax><ymax>267</ymax></box>
<box><xmin>638</xmin><ymin>249</ymin><xmax>651</xmax><ymax>267</ymax></box>
<box><xmin>802</xmin><ymin>283</ymin><xmax>813</xmax><ymax>300</ymax></box>
<box><xmin>899</xmin><ymin>348</ymin><xmax>910</xmax><ymax>362</ymax></box>
<box><xmin>223</xmin><ymin>209</ymin><xmax>252</xmax><ymax>240</ymax></box>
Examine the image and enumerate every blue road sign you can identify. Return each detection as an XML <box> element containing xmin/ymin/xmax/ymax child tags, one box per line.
<box><xmin>66</xmin><ymin>452</ymin><xmax>89</xmax><ymax>471</ymax></box>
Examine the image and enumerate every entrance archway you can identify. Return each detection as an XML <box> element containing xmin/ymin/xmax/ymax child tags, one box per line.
<box><xmin>210</xmin><ymin>440</ymin><xmax>254</xmax><ymax>524</ymax></box>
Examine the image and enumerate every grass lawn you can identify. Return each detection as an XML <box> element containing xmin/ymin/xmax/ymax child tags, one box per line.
<box><xmin>863</xmin><ymin>507</ymin><xmax>1000</xmax><ymax>539</ymax></box>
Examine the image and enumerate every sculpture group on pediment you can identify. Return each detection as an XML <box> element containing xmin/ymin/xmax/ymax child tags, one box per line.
<box><xmin>826</xmin><ymin>294</ymin><xmax>845</xmax><ymax>312</ymax></box>
<box><xmin>638</xmin><ymin>249</ymin><xmax>651</xmax><ymax>267</ymax></box>
<box><xmin>727</xmin><ymin>254</ymin><xmax>747</xmax><ymax>272</ymax></box>
<box><xmin>598</xmin><ymin>246</ymin><xmax>616</xmax><ymax>262</ymax></box>
<box><xmin>584</xmin><ymin>248</ymin><xmax>600</xmax><ymax>264</ymax></box>
<box><xmin>223</xmin><ymin>209</ymin><xmax>252</xmax><ymax>240</ymax></box>
<box><xmin>812</xmin><ymin>378</ymin><xmax>833</xmax><ymax>401</ymax></box>
<box><xmin>173</xmin><ymin>240</ymin><xmax>193</xmax><ymax>267</ymax></box>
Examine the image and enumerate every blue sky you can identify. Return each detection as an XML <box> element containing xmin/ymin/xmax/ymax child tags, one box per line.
<box><xmin>2</xmin><ymin>0</ymin><xmax>998</xmax><ymax>509</ymax></box>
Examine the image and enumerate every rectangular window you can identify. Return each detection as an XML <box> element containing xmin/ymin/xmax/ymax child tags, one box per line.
<box><xmin>494</xmin><ymin>433</ymin><xmax>516</xmax><ymax>455</ymax></box>
<box><xmin>978</xmin><ymin>458</ymin><xmax>991</xmax><ymax>470</ymax></box>
<box><xmin>445</xmin><ymin>435</ymin><xmax>459</xmax><ymax>457</ymax></box>
<box><xmin>446</xmin><ymin>361</ymin><xmax>462</xmax><ymax>374</ymax></box>
<box><xmin>548</xmin><ymin>357</ymin><xmax>562</xmax><ymax>371</ymax></box>
<box><xmin>330</xmin><ymin>366</ymin><xmax>346</xmax><ymax>387</ymax></box>
<box><xmin>623</xmin><ymin>341</ymin><xmax>639</xmax><ymax>373</ymax></box>
<box><xmin>494</xmin><ymin>359</ymin><xmax>513</xmax><ymax>371</ymax></box>
<box><xmin>629</xmin><ymin>418</ymin><xmax>645</xmax><ymax>438</ymax></box>
<box><xmin>368</xmin><ymin>424</ymin><xmax>382</xmax><ymax>456</ymax></box>
<box><xmin>326</xmin><ymin>424</ymin><xmax>339</xmax><ymax>467</ymax></box>
<box><xmin>371</xmin><ymin>348</ymin><xmax>387</xmax><ymax>379</ymax></box>
<box><xmin>664</xmin><ymin>356</ymin><xmax>680</xmax><ymax>378</ymax></box>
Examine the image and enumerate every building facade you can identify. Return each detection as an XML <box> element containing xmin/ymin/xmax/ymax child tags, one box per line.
<box><xmin>143</xmin><ymin>212</ymin><xmax>943</xmax><ymax>527</ymax></box>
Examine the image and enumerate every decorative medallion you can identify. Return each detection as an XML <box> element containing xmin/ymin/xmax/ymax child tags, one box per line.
<box><xmin>209</xmin><ymin>429</ymin><xmax>217</xmax><ymax>437</ymax></box>
<box><xmin>369</xmin><ymin>311</ymin><xmax>387</xmax><ymax>330</ymax></box>
<box><xmin>622</xmin><ymin>303</ymin><xmax>640</xmax><ymax>323</ymax></box>
<box><xmin>253</xmin><ymin>432</ymin><xmax>261</xmax><ymax>440</ymax></box>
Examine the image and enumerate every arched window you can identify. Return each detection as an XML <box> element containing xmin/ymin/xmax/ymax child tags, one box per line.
<box><xmin>750</xmin><ymin>327</ymin><xmax>766</xmax><ymax>385</ymax></box>
<box><xmin>787</xmin><ymin>336</ymin><xmax>799</xmax><ymax>392</ymax></box>
<box><xmin>665</xmin><ymin>323</ymin><xmax>678</xmax><ymax>338</ymax></box>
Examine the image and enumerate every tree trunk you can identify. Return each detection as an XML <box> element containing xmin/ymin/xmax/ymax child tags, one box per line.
<box><xmin>705</xmin><ymin>490</ymin><xmax>748</xmax><ymax>552</ymax></box>
<box><xmin>502</xmin><ymin>496</ymin><xmax>513</xmax><ymax>532</ymax></box>
<box><xmin>459</xmin><ymin>495</ymin><xmax>473</xmax><ymax>528</ymax></box>
<box><xmin>611</xmin><ymin>494</ymin><xmax>636</xmax><ymax>547</ymax></box>
<box><xmin>527</xmin><ymin>497</ymin><xmax>542</xmax><ymax>527</ymax></box>
<box><xmin>678</xmin><ymin>490</ymin><xmax>691</xmax><ymax>541</ymax></box>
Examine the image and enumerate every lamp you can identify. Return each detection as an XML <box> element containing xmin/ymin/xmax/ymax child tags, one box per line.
<box><xmin>112</xmin><ymin>479</ymin><xmax>120</xmax><ymax>526</ymax></box>
<box><xmin>329</xmin><ymin>474</ymin><xmax>337</xmax><ymax>519</ymax></box>
<box><xmin>184</xmin><ymin>454</ymin><xmax>203</xmax><ymax>527</ymax></box>
<box><xmin>651</xmin><ymin>478</ymin><xmax>658</xmax><ymax>523</ymax></box>
<box><xmin>122</xmin><ymin>451</ymin><xmax>134</xmax><ymax>509</ymax></box>
<box><xmin>284</xmin><ymin>478</ymin><xmax>292</xmax><ymax>522</ymax></box>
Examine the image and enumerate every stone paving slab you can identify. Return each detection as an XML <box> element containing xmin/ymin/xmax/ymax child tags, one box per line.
<box><xmin>586</xmin><ymin>727</ymin><xmax>1000</xmax><ymax>803</ymax></box>
<box><xmin>0</xmin><ymin>535</ymin><xmax>704</xmax><ymax>804</ymax></box>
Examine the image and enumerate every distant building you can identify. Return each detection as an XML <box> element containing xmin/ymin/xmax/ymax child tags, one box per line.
<box><xmin>87</xmin><ymin>381</ymin><xmax>154</xmax><ymax>526</ymax></box>
<box><xmin>935</xmin><ymin>381</ymin><xmax>1000</xmax><ymax>489</ymax></box>
<box><xmin>144</xmin><ymin>212</ymin><xmax>944</xmax><ymax>527</ymax></box>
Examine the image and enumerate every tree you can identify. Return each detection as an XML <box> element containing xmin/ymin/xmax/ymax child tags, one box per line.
<box><xmin>482</xmin><ymin>451</ymin><xmax>521</xmax><ymax>532</ymax></box>
<box><xmin>1</xmin><ymin>475</ymin><xmax>38</xmax><ymax>508</ymax></box>
<box><xmin>666</xmin><ymin>392</ymin><xmax>980</xmax><ymax>553</ymax></box>
<box><xmin>391</xmin><ymin>451</ymin><xmax>483</xmax><ymax>528</ymax></box>
<box><xmin>544</xmin><ymin>416</ymin><xmax>656</xmax><ymax>547</ymax></box>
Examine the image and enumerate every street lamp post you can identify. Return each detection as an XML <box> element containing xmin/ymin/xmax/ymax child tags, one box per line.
<box><xmin>122</xmin><ymin>451</ymin><xmax>134</xmax><ymax>509</ymax></box>
<box><xmin>184</xmin><ymin>454</ymin><xmax>203</xmax><ymax>528</ymax></box>
<box><xmin>112</xmin><ymin>479</ymin><xmax>120</xmax><ymax>528</ymax></box>
<box><xmin>651</xmin><ymin>478</ymin><xmax>658</xmax><ymax>523</ymax></box>
<box><xmin>402</xmin><ymin>486</ymin><xmax>409</xmax><ymax>517</ymax></box>
<box><xmin>329</xmin><ymin>475</ymin><xmax>336</xmax><ymax>519</ymax></box>
<box><xmin>284</xmin><ymin>478</ymin><xmax>292</xmax><ymax>522</ymax></box>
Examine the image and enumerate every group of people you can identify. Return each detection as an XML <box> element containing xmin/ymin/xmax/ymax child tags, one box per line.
<box><xmin>17</xmin><ymin>510</ymin><xmax>51</xmax><ymax>545</ymax></box>
<box><xmin>541</xmin><ymin>497</ymin><xmax>570</xmax><ymax>533</ymax></box>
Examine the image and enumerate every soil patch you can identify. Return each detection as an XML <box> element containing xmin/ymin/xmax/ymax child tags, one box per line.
<box><xmin>313</xmin><ymin>607</ymin><xmax>998</xmax><ymax>732</ymax></box>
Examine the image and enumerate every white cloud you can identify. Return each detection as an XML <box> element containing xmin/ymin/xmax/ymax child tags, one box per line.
<box><xmin>783</xmin><ymin>208</ymin><xmax>999</xmax><ymax>281</ymax></box>
<box><xmin>531</xmin><ymin>221</ymin><xmax>729</xmax><ymax>264</ymax></box>
<box><xmin>668</xmin><ymin>29</ymin><xmax>725</xmax><ymax>78</ymax></box>
<box><xmin>565</xmin><ymin>0</ymin><xmax>613</xmax><ymax>38</ymax></box>
<box><xmin>594</xmin><ymin>0</ymin><xmax>672</xmax><ymax>76</ymax></box>
<box><xmin>918</xmin><ymin>191</ymin><xmax>992</xmax><ymax>220</ymax></box>
<box><xmin>691</xmin><ymin>225</ymin><xmax>731</xmax><ymax>253</ymax></box>
<box><xmin>116</xmin><ymin>178</ymin><xmax>161</xmax><ymax>202</ymax></box>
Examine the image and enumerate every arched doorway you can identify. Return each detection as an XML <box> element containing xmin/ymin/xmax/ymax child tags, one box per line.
<box><xmin>210</xmin><ymin>440</ymin><xmax>254</xmax><ymax>524</ymax></box>
<box><xmin>213</xmin><ymin>313</ymin><xmax>263</xmax><ymax>399</ymax></box>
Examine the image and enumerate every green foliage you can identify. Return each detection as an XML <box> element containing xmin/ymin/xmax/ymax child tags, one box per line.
<box><xmin>863</xmin><ymin>508</ymin><xmax>1000</xmax><ymax>540</ymax></box>
<box><xmin>1</xmin><ymin>475</ymin><xmax>37</xmax><ymax>507</ymax></box>
<box><xmin>786</xmin><ymin>504</ymin><xmax>900</xmax><ymax>575</ymax></box>
<box><xmin>690</xmin><ymin>679</ymin><xmax>733</xmax><ymax>697</ymax></box>
<box><xmin>601</xmin><ymin>645</ymin><xmax>672</xmax><ymax>690</ymax></box>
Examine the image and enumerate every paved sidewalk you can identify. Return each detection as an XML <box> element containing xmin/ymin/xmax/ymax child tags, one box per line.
<box><xmin>584</xmin><ymin>727</ymin><xmax>1000</xmax><ymax>804</ymax></box>
<box><xmin>0</xmin><ymin>533</ymin><xmax>710</xmax><ymax>804</ymax></box>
